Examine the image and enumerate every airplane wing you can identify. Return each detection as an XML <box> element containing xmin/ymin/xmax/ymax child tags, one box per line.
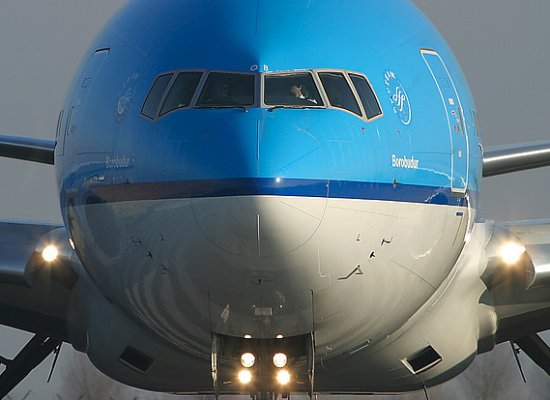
<box><xmin>482</xmin><ymin>142</ymin><xmax>550</xmax><ymax>376</ymax></box>
<box><xmin>0</xmin><ymin>220</ymin><xmax>78</xmax><ymax>397</ymax></box>
<box><xmin>483</xmin><ymin>140</ymin><xmax>550</xmax><ymax>177</ymax></box>
<box><xmin>484</xmin><ymin>219</ymin><xmax>550</xmax><ymax>375</ymax></box>
<box><xmin>0</xmin><ymin>134</ymin><xmax>55</xmax><ymax>165</ymax></box>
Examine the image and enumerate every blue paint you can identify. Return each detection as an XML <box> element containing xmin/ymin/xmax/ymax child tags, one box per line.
<box><xmin>45</xmin><ymin>3</ymin><xmax>490</xmax><ymax>390</ymax></box>
<box><xmin>82</xmin><ymin>178</ymin><xmax>469</xmax><ymax>207</ymax></box>
<box><xmin>54</xmin><ymin>0</ymin><xmax>483</xmax><ymax>219</ymax></box>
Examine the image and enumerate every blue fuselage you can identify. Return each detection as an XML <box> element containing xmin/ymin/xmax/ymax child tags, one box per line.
<box><xmin>53</xmin><ymin>0</ymin><xmax>483</xmax><ymax>386</ymax></box>
<box><xmin>56</xmin><ymin>0</ymin><xmax>481</xmax><ymax>201</ymax></box>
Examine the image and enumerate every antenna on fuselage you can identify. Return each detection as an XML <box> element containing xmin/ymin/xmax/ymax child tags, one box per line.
<box><xmin>510</xmin><ymin>341</ymin><xmax>528</xmax><ymax>383</ymax></box>
<box><xmin>47</xmin><ymin>343</ymin><xmax>62</xmax><ymax>383</ymax></box>
<box><xmin>422</xmin><ymin>385</ymin><xmax>431</xmax><ymax>400</ymax></box>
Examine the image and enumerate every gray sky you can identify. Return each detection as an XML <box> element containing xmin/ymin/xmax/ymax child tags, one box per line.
<box><xmin>414</xmin><ymin>0</ymin><xmax>550</xmax><ymax>221</ymax></box>
<box><xmin>0</xmin><ymin>0</ymin><xmax>549</xmax><ymax>398</ymax></box>
<box><xmin>0</xmin><ymin>2</ymin><xmax>128</xmax><ymax>397</ymax></box>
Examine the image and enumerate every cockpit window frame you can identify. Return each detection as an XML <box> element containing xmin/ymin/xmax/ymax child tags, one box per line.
<box><xmin>261</xmin><ymin>70</ymin><xmax>326</xmax><ymax>109</ymax></box>
<box><xmin>347</xmin><ymin>71</ymin><xmax>384</xmax><ymax>121</ymax></box>
<box><xmin>315</xmin><ymin>69</ymin><xmax>363</xmax><ymax>117</ymax></box>
<box><xmin>141</xmin><ymin>68</ymin><xmax>384</xmax><ymax>123</ymax></box>
<box><xmin>159</xmin><ymin>70</ymin><xmax>205</xmax><ymax>117</ymax></box>
<box><xmin>195</xmin><ymin>70</ymin><xmax>258</xmax><ymax>109</ymax></box>
<box><xmin>140</xmin><ymin>70</ymin><xmax>259</xmax><ymax>120</ymax></box>
<box><xmin>141</xmin><ymin>73</ymin><xmax>176</xmax><ymax>120</ymax></box>
<box><xmin>312</xmin><ymin>69</ymin><xmax>384</xmax><ymax>122</ymax></box>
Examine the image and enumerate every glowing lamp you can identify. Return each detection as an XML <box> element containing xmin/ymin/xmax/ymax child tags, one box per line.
<box><xmin>273</xmin><ymin>353</ymin><xmax>287</xmax><ymax>368</ymax></box>
<box><xmin>276</xmin><ymin>370</ymin><xmax>291</xmax><ymax>385</ymax></box>
<box><xmin>240</xmin><ymin>352</ymin><xmax>255</xmax><ymax>368</ymax></box>
<box><xmin>238</xmin><ymin>369</ymin><xmax>252</xmax><ymax>384</ymax></box>
<box><xmin>500</xmin><ymin>242</ymin><xmax>526</xmax><ymax>265</ymax></box>
<box><xmin>42</xmin><ymin>245</ymin><xmax>59</xmax><ymax>263</ymax></box>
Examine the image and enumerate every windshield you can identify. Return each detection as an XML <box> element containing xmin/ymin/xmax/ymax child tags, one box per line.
<box><xmin>264</xmin><ymin>73</ymin><xmax>323</xmax><ymax>106</ymax></box>
<box><xmin>160</xmin><ymin>72</ymin><xmax>203</xmax><ymax>115</ymax></box>
<box><xmin>141</xmin><ymin>74</ymin><xmax>173</xmax><ymax>119</ymax></box>
<box><xmin>196</xmin><ymin>72</ymin><xmax>255</xmax><ymax>107</ymax></box>
<box><xmin>349</xmin><ymin>74</ymin><xmax>382</xmax><ymax>119</ymax></box>
<box><xmin>318</xmin><ymin>72</ymin><xmax>361</xmax><ymax>116</ymax></box>
<box><xmin>142</xmin><ymin>69</ymin><xmax>383</xmax><ymax>120</ymax></box>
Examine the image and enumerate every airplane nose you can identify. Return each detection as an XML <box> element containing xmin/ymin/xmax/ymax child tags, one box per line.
<box><xmin>190</xmin><ymin>113</ymin><xmax>328</xmax><ymax>257</ymax></box>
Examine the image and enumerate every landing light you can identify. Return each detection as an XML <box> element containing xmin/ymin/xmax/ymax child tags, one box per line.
<box><xmin>241</xmin><ymin>352</ymin><xmax>255</xmax><ymax>368</ymax></box>
<box><xmin>238</xmin><ymin>369</ymin><xmax>252</xmax><ymax>384</ymax></box>
<box><xmin>276</xmin><ymin>370</ymin><xmax>291</xmax><ymax>385</ymax></box>
<box><xmin>500</xmin><ymin>242</ymin><xmax>526</xmax><ymax>265</ymax></box>
<box><xmin>41</xmin><ymin>245</ymin><xmax>59</xmax><ymax>263</ymax></box>
<box><xmin>273</xmin><ymin>353</ymin><xmax>287</xmax><ymax>368</ymax></box>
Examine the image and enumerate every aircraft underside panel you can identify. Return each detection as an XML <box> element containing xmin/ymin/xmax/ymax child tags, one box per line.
<box><xmin>62</xmin><ymin>194</ymin><xmax>471</xmax><ymax>391</ymax></box>
<box><xmin>3</xmin><ymin>214</ymin><xmax>550</xmax><ymax>394</ymax></box>
<box><xmin>79</xmin><ymin>209</ymin><xmax>489</xmax><ymax>394</ymax></box>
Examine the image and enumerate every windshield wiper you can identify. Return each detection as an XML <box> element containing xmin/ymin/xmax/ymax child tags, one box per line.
<box><xmin>268</xmin><ymin>105</ymin><xmax>321</xmax><ymax>112</ymax></box>
<box><xmin>194</xmin><ymin>105</ymin><xmax>248</xmax><ymax>112</ymax></box>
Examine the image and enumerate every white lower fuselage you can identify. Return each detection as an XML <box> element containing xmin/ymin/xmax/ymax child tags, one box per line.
<box><xmin>68</xmin><ymin>193</ymin><xmax>476</xmax><ymax>390</ymax></box>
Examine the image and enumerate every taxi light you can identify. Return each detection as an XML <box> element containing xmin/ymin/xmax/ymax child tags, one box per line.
<box><xmin>241</xmin><ymin>352</ymin><xmax>255</xmax><ymax>368</ymax></box>
<box><xmin>276</xmin><ymin>370</ymin><xmax>291</xmax><ymax>385</ymax></box>
<box><xmin>273</xmin><ymin>353</ymin><xmax>287</xmax><ymax>368</ymax></box>
<box><xmin>500</xmin><ymin>242</ymin><xmax>526</xmax><ymax>265</ymax></box>
<box><xmin>238</xmin><ymin>369</ymin><xmax>252</xmax><ymax>384</ymax></box>
<box><xmin>42</xmin><ymin>245</ymin><xmax>59</xmax><ymax>263</ymax></box>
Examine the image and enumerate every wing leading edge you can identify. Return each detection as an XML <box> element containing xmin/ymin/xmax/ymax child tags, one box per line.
<box><xmin>0</xmin><ymin>134</ymin><xmax>55</xmax><ymax>165</ymax></box>
<box><xmin>483</xmin><ymin>220</ymin><xmax>550</xmax><ymax>376</ymax></box>
<box><xmin>0</xmin><ymin>220</ymin><xmax>78</xmax><ymax>397</ymax></box>
<box><xmin>483</xmin><ymin>140</ymin><xmax>550</xmax><ymax>177</ymax></box>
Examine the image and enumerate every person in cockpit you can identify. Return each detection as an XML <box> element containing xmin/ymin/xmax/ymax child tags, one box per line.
<box><xmin>290</xmin><ymin>84</ymin><xmax>318</xmax><ymax>105</ymax></box>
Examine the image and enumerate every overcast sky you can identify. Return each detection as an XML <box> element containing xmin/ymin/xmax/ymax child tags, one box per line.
<box><xmin>0</xmin><ymin>0</ymin><xmax>549</xmax><ymax>398</ymax></box>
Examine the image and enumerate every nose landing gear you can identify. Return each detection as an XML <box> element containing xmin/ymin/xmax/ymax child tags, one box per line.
<box><xmin>211</xmin><ymin>332</ymin><xmax>315</xmax><ymax>400</ymax></box>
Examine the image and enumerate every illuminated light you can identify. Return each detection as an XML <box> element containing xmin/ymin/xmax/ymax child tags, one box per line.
<box><xmin>276</xmin><ymin>370</ymin><xmax>291</xmax><ymax>385</ymax></box>
<box><xmin>275</xmin><ymin>177</ymin><xmax>282</xmax><ymax>184</ymax></box>
<box><xmin>68</xmin><ymin>238</ymin><xmax>76</xmax><ymax>250</ymax></box>
<box><xmin>238</xmin><ymin>369</ymin><xmax>252</xmax><ymax>384</ymax></box>
<box><xmin>41</xmin><ymin>245</ymin><xmax>59</xmax><ymax>263</ymax></box>
<box><xmin>500</xmin><ymin>242</ymin><xmax>526</xmax><ymax>265</ymax></box>
<box><xmin>244</xmin><ymin>334</ymin><xmax>252</xmax><ymax>339</ymax></box>
<box><xmin>241</xmin><ymin>352</ymin><xmax>255</xmax><ymax>368</ymax></box>
<box><xmin>273</xmin><ymin>353</ymin><xmax>287</xmax><ymax>368</ymax></box>
<box><xmin>276</xmin><ymin>334</ymin><xmax>284</xmax><ymax>339</ymax></box>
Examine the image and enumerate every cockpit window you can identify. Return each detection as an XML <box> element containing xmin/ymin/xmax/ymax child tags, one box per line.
<box><xmin>349</xmin><ymin>74</ymin><xmax>382</xmax><ymax>119</ymax></box>
<box><xmin>264</xmin><ymin>73</ymin><xmax>323</xmax><ymax>106</ymax></box>
<box><xmin>142</xmin><ymin>69</ymin><xmax>383</xmax><ymax>122</ymax></box>
<box><xmin>141</xmin><ymin>73</ymin><xmax>173</xmax><ymax>119</ymax></box>
<box><xmin>160</xmin><ymin>72</ymin><xmax>203</xmax><ymax>115</ymax></box>
<box><xmin>196</xmin><ymin>72</ymin><xmax>255</xmax><ymax>107</ymax></box>
<box><xmin>318</xmin><ymin>72</ymin><xmax>361</xmax><ymax>116</ymax></box>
